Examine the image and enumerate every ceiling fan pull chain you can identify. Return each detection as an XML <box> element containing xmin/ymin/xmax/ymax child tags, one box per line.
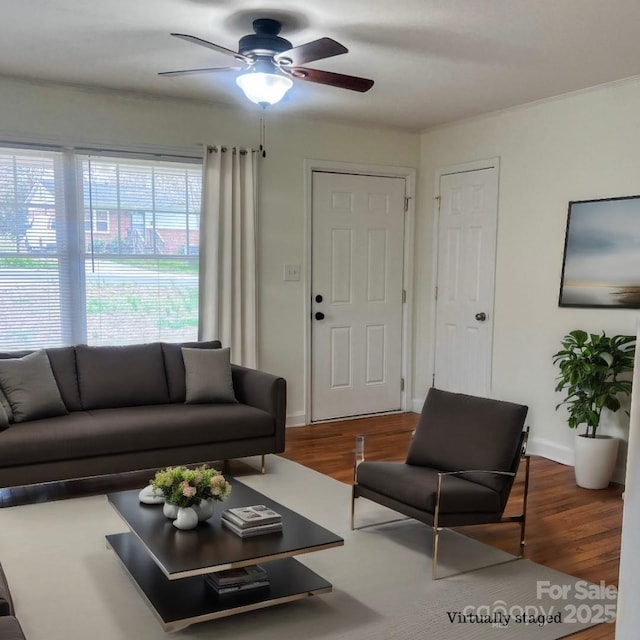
<box><xmin>259</xmin><ymin>108</ymin><xmax>267</xmax><ymax>158</ymax></box>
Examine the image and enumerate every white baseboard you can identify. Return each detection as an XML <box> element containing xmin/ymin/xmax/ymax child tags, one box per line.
<box><xmin>411</xmin><ymin>397</ymin><xmax>425</xmax><ymax>413</ymax></box>
<box><xmin>527</xmin><ymin>436</ymin><xmax>574</xmax><ymax>467</ymax></box>
<box><xmin>286</xmin><ymin>412</ymin><xmax>306</xmax><ymax>427</ymax></box>
<box><xmin>527</xmin><ymin>436</ymin><xmax>626</xmax><ymax>485</ymax></box>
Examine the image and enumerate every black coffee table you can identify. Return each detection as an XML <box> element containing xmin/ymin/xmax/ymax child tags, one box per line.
<box><xmin>106</xmin><ymin>478</ymin><xmax>344</xmax><ymax>631</ymax></box>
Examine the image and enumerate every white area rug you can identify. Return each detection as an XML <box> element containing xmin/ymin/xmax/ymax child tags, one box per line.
<box><xmin>0</xmin><ymin>456</ymin><xmax>615</xmax><ymax>639</ymax></box>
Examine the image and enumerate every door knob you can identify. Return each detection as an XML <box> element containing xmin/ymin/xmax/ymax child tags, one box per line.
<box><xmin>315</xmin><ymin>294</ymin><xmax>323</xmax><ymax>303</ymax></box>
<box><xmin>475</xmin><ymin>312</ymin><xmax>487</xmax><ymax>322</ymax></box>
<box><xmin>315</xmin><ymin>312</ymin><xmax>325</xmax><ymax>321</ymax></box>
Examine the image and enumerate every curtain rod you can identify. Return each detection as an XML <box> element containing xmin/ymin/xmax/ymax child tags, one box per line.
<box><xmin>0</xmin><ymin>140</ymin><xmax>203</xmax><ymax>162</ymax></box>
<box><xmin>207</xmin><ymin>145</ymin><xmax>259</xmax><ymax>156</ymax></box>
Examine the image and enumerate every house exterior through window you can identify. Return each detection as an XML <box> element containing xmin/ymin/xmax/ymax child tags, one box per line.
<box><xmin>0</xmin><ymin>146</ymin><xmax>202</xmax><ymax>350</ymax></box>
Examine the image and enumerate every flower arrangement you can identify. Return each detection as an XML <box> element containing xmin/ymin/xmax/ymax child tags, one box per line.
<box><xmin>151</xmin><ymin>465</ymin><xmax>232</xmax><ymax>508</ymax></box>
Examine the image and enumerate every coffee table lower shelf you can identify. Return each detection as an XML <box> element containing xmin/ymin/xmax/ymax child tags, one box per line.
<box><xmin>106</xmin><ymin>532</ymin><xmax>333</xmax><ymax>632</ymax></box>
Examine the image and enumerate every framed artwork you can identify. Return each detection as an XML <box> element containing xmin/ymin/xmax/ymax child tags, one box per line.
<box><xmin>559</xmin><ymin>194</ymin><xmax>640</xmax><ymax>308</ymax></box>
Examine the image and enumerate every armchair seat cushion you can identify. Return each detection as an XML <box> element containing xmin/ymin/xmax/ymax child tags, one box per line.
<box><xmin>356</xmin><ymin>460</ymin><xmax>502</xmax><ymax>514</ymax></box>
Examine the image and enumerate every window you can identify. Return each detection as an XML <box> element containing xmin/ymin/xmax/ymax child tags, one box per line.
<box><xmin>85</xmin><ymin>210</ymin><xmax>110</xmax><ymax>234</ymax></box>
<box><xmin>0</xmin><ymin>147</ymin><xmax>202</xmax><ymax>350</ymax></box>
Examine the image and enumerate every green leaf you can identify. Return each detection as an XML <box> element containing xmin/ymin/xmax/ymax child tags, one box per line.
<box><xmin>599</xmin><ymin>352</ymin><xmax>614</xmax><ymax>367</ymax></box>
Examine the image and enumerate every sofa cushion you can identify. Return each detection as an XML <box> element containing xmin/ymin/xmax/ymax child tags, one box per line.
<box><xmin>76</xmin><ymin>343</ymin><xmax>169</xmax><ymax>409</ymax></box>
<box><xmin>162</xmin><ymin>340</ymin><xmax>222</xmax><ymax>402</ymax></box>
<box><xmin>45</xmin><ymin>346</ymin><xmax>82</xmax><ymax>411</ymax></box>
<box><xmin>0</xmin><ymin>404</ymin><xmax>275</xmax><ymax>468</ymax></box>
<box><xmin>0</xmin><ymin>350</ymin><xmax>68</xmax><ymax>423</ymax></box>
<box><xmin>182</xmin><ymin>347</ymin><xmax>237</xmax><ymax>404</ymax></box>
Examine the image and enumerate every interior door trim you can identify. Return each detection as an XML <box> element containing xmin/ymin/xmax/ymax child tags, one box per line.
<box><xmin>303</xmin><ymin>159</ymin><xmax>416</xmax><ymax>426</ymax></box>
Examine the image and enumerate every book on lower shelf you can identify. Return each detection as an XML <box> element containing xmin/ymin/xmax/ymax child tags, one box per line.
<box><xmin>206</xmin><ymin>564</ymin><xmax>268</xmax><ymax>587</ymax></box>
<box><xmin>204</xmin><ymin>564</ymin><xmax>270</xmax><ymax>595</ymax></box>
<box><xmin>223</xmin><ymin>505</ymin><xmax>282</xmax><ymax>528</ymax></box>
<box><xmin>221</xmin><ymin>515</ymin><xmax>283</xmax><ymax>538</ymax></box>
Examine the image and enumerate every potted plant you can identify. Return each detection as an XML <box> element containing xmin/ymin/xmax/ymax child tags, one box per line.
<box><xmin>553</xmin><ymin>330</ymin><xmax>635</xmax><ymax>489</ymax></box>
<box><xmin>151</xmin><ymin>465</ymin><xmax>232</xmax><ymax>529</ymax></box>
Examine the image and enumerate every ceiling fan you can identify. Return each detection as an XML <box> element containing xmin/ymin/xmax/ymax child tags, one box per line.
<box><xmin>159</xmin><ymin>18</ymin><xmax>374</xmax><ymax>106</ymax></box>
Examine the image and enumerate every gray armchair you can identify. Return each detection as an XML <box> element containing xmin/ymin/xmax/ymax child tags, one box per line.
<box><xmin>351</xmin><ymin>387</ymin><xmax>530</xmax><ymax>579</ymax></box>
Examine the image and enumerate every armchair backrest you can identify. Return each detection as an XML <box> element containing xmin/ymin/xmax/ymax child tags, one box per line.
<box><xmin>406</xmin><ymin>388</ymin><xmax>528</xmax><ymax>494</ymax></box>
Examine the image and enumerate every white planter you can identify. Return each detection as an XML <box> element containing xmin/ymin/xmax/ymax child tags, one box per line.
<box><xmin>574</xmin><ymin>434</ymin><xmax>619</xmax><ymax>489</ymax></box>
<box><xmin>163</xmin><ymin>502</ymin><xmax>180</xmax><ymax>519</ymax></box>
<box><xmin>173</xmin><ymin>507</ymin><xmax>199</xmax><ymax>530</ymax></box>
<box><xmin>192</xmin><ymin>498</ymin><xmax>216</xmax><ymax>522</ymax></box>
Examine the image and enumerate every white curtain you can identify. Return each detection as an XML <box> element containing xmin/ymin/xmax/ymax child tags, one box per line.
<box><xmin>198</xmin><ymin>146</ymin><xmax>258</xmax><ymax>367</ymax></box>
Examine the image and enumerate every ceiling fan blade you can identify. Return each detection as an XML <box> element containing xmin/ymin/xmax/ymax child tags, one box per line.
<box><xmin>274</xmin><ymin>37</ymin><xmax>347</xmax><ymax>67</ymax></box>
<box><xmin>158</xmin><ymin>66</ymin><xmax>241</xmax><ymax>77</ymax></box>
<box><xmin>289</xmin><ymin>67</ymin><xmax>374</xmax><ymax>92</ymax></box>
<box><xmin>170</xmin><ymin>33</ymin><xmax>252</xmax><ymax>64</ymax></box>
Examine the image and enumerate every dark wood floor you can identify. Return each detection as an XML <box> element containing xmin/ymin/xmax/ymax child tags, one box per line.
<box><xmin>0</xmin><ymin>412</ymin><xmax>621</xmax><ymax>639</ymax></box>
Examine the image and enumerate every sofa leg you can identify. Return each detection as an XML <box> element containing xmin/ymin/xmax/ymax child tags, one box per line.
<box><xmin>261</xmin><ymin>455</ymin><xmax>266</xmax><ymax>475</ymax></box>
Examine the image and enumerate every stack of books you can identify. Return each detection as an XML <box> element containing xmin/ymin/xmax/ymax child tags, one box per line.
<box><xmin>204</xmin><ymin>564</ymin><xmax>269</xmax><ymax>595</ymax></box>
<box><xmin>221</xmin><ymin>504</ymin><xmax>283</xmax><ymax>538</ymax></box>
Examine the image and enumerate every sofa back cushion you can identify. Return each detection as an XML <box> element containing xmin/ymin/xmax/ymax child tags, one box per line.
<box><xmin>76</xmin><ymin>343</ymin><xmax>169</xmax><ymax>409</ymax></box>
<box><xmin>45</xmin><ymin>347</ymin><xmax>82</xmax><ymax>411</ymax></box>
<box><xmin>162</xmin><ymin>341</ymin><xmax>222</xmax><ymax>402</ymax></box>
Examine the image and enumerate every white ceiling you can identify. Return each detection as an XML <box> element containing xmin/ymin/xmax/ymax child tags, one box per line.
<box><xmin>5</xmin><ymin>0</ymin><xmax>640</xmax><ymax>132</ymax></box>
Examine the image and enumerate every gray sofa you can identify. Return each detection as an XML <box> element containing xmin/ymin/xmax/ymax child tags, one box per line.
<box><xmin>0</xmin><ymin>563</ymin><xmax>24</xmax><ymax>640</ymax></box>
<box><xmin>0</xmin><ymin>340</ymin><xmax>286</xmax><ymax>488</ymax></box>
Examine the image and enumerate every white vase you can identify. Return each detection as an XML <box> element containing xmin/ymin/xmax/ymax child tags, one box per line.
<box><xmin>192</xmin><ymin>498</ymin><xmax>216</xmax><ymax>522</ymax></box>
<box><xmin>163</xmin><ymin>502</ymin><xmax>180</xmax><ymax>519</ymax></box>
<box><xmin>173</xmin><ymin>507</ymin><xmax>199</xmax><ymax>530</ymax></box>
<box><xmin>574</xmin><ymin>433</ymin><xmax>619</xmax><ymax>489</ymax></box>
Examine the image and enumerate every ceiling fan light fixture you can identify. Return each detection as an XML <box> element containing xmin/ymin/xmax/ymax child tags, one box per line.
<box><xmin>235</xmin><ymin>68</ymin><xmax>293</xmax><ymax>106</ymax></box>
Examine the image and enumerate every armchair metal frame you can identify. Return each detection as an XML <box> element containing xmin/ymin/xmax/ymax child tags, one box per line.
<box><xmin>351</xmin><ymin>427</ymin><xmax>530</xmax><ymax>580</ymax></box>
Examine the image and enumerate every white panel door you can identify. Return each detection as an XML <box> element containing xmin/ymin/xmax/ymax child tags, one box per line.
<box><xmin>311</xmin><ymin>171</ymin><xmax>405</xmax><ymax>422</ymax></box>
<box><xmin>434</xmin><ymin>167</ymin><xmax>498</xmax><ymax>396</ymax></box>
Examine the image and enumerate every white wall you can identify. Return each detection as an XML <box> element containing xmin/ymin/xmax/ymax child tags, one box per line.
<box><xmin>0</xmin><ymin>77</ymin><xmax>420</xmax><ymax>423</ymax></box>
<box><xmin>417</xmin><ymin>78</ymin><xmax>640</xmax><ymax>468</ymax></box>
<box><xmin>616</xmin><ymin>320</ymin><xmax>640</xmax><ymax>639</ymax></box>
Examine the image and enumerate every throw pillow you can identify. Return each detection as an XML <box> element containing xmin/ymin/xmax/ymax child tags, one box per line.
<box><xmin>182</xmin><ymin>347</ymin><xmax>237</xmax><ymax>404</ymax></box>
<box><xmin>0</xmin><ymin>399</ymin><xmax>8</xmax><ymax>432</ymax></box>
<box><xmin>0</xmin><ymin>350</ymin><xmax>69</xmax><ymax>423</ymax></box>
<box><xmin>0</xmin><ymin>388</ymin><xmax>13</xmax><ymax>424</ymax></box>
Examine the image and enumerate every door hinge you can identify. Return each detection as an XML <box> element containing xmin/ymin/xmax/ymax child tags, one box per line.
<box><xmin>402</xmin><ymin>289</ymin><xmax>407</xmax><ymax>303</ymax></box>
<box><xmin>434</xmin><ymin>195</ymin><xmax>441</xmax><ymax>211</ymax></box>
<box><xmin>434</xmin><ymin>285</ymin><xmax>438</xmax><ymax>300</ymax></box>
<box><xmin>404</xmin><ymin>196</ymin><xmax>410</xmax><ymax>212</ymax></box>
<box><xmin>400</xmin><ymin>378</ymin><xmax>405</xmax><ymax>392</ymax></box>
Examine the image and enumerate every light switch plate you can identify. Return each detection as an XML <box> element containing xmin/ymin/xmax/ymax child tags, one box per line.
<box><xmin>283</xmin><ymin>264</ymin><xmax>301</xmax><ymax>281</ymax></box>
